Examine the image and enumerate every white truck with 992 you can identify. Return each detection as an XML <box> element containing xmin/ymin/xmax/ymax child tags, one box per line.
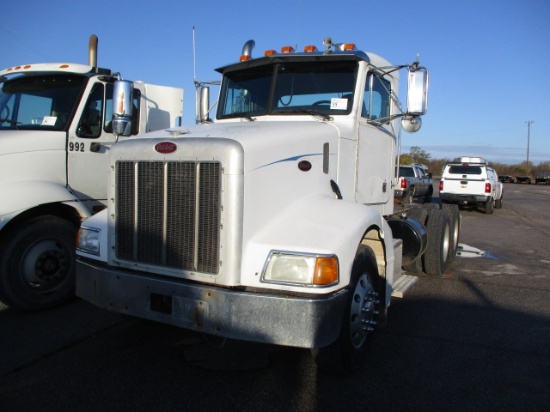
<box><xmin>75</xmin><ymin>38</ymin><xmax>458</xmax><ymax>373</ymax></box>
<box><xmin>0</xmin><ymin>35</ymin><xmax>183</xmax><ymax>311</ymax></box>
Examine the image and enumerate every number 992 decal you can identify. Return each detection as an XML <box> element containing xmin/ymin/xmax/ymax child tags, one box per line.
<box><xmin>69</xmin><ymin>142</ymin><xmax>85</xmax><ymax>152</ymax></box>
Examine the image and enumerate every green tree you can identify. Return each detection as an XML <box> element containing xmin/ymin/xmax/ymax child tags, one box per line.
<box><xmin>399</xmin><ymin>153</ymin><xmax>412</xmax><ymax>165</ymax></box>
<box><xmin>410</xmin><ymin>146</ymin><xmax>431</xmax><ymax>164</ymax></box>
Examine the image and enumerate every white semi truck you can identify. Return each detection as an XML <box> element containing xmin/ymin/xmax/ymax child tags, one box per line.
<box><xmin>75</xmin><ymin>38</ymin><xmax>457</xmax><ymax>372</ymax></box>
<box><xmin>0</xmin><ymin>35</ymin><xmax>183</xmax><ymax>311</ymax></box>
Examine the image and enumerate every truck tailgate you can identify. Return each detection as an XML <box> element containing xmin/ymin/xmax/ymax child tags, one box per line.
<box><xmin>442</xmin><ymin>178</ymin><xmax>486</xmax><ymax>194</ymax></box>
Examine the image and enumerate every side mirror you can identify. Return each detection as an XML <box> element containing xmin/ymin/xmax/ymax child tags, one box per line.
<box><xmin>112</xmin><ymin>80</ymin><xmax>133</xmax><ymax>137</ymax></box>
<box><xmin>407</xmin><ymin>68</ymin><xmax>429</xmax><ymax>115</ymax></box>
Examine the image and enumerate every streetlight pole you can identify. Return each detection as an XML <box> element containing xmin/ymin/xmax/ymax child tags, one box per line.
<box><xmin>525</xmin><ymin>120</ymin><xmax>534</xmax><ymax>169</ymax></box>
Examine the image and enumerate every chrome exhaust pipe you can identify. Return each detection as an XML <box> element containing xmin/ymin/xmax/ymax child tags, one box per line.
<box><xmin>241</xmin><ymin>40</ymin><xmax>255</xmax><ymax>59</ymax></box>
<box><xmin>88</xmin><ymin>34</ymin><xmax>98</xmax><ymax>67</ymax></box>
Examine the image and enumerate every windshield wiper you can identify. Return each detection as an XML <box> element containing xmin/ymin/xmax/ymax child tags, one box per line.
<box><xmin>275</xmin><ymin>109</ymin><xmax>332</xmax><ymax>121</ymax></box>
<box><xmin>0</xmin><ymin>118</ymin><xmax>21</xmax><ymax>128</ymax></box>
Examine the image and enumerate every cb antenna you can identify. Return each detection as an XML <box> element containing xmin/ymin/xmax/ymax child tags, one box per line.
<box><xmin>193</xmin><ymin>26</ymin><xmax>197</xmax><ymax>84</ymax></box>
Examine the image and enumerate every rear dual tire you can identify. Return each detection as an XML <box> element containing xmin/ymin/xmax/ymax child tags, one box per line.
<box><xmin>422</xmin><ymin>208</ymin><xmax>451</xmax><ymax>276</ymax></box>
<box><xmin>442</xmin><ymin>204</ymin><xmax>460</xmax><ymax>263</ymax></box>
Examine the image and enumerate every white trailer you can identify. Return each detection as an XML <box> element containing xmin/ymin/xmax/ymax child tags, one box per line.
<box><xmin>0</xmin><ymin>35</ymin><xmax>183</xmax><ymax>310</ymax></box>
<box><xmin>75</xmin><ymin>38</ymin><xmax>456</xmax><ymax>372</ymax></box>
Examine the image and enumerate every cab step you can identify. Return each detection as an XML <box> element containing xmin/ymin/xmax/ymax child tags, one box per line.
<box><xmin>391</xmin><ymin>274</ymin><xmax>418</xmax><ymax>298</ymax></box>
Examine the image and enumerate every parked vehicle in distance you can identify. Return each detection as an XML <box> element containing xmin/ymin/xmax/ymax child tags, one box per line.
<box><xmin>499</xmin><ymin>175</ymin><xmax>514</xmax><ymax>183</ymax></box>
<box><xmin>535</xmin><ymin>171</ymin><xmax>550</xmax><ymax>185</ymax></box>
<box><xmin>395</xmin><ymin>164</ymin><xmax>433</xmax><ymax>203</ymax></box>
<box><xmin>439</xmin><ymin>156</ymin><xmax>503</xmax><ymax>214</ymax></box>
<box><xmin>515</xmin><ymin>176</ymin><xmax>532</xmax><ymax>184</ymax></box>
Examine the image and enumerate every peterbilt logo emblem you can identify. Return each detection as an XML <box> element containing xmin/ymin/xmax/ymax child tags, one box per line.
<box><xmin>155</xmin><ymin>142</ymin><xmax>177</xmax><ymax>154</ymax></box>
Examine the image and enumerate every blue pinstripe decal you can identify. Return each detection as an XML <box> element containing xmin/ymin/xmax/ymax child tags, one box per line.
<box><xmin>253</xmin><ymin>153</ymin><xmax>322</xmax><ymax>170</ymax></box>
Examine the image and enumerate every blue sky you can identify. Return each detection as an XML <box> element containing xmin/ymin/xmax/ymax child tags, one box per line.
<box><xmin>2</xmin><ymin>0</ymin><xmax>548</xmax><ymax>164</ymax></box>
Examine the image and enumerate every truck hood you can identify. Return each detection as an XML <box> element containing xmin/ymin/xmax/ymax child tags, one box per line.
<box><xmin>132</xmin><ymin>120</ymin><xmax>341</xmax><ymax>172</ymax></box>
<box><xmin>0</xmin><ymin>129</ymin><xmax>66</xmax><ymax>156</ymax></box>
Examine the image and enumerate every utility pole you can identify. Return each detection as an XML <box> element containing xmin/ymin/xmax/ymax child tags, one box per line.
<box><xmin>525</xmin><ymin>120</ymin><xmax>534</xmax><ymax>169</ymax></box>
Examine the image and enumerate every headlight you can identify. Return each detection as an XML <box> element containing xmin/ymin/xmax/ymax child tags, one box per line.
<box><xmin>77</xmin><ymin>227</ymin><xmax>101</xmax><ymax>255</ymax></box>
<box><xmin>262</xmin><ymin>252</ymin><xmax>338</xmax><ymax>286</ymax></box>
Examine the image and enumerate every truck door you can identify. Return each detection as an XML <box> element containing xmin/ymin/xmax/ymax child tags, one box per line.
<box><xmin>356</xmin><ymin>72</ymin><xmax>394</xmax><ymax>211</ymax></box>
<box><xmin>67</xmin><ymin>81</ymin><xmax>139</xmax><ymax>213</ymax></box>
<box><xmin>416</xmin><ymin>166</ymin><xmax>427</xmax><ymax>192</ymax></box>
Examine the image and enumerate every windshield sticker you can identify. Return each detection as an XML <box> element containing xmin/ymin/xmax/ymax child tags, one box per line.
<box><xmin>41</xmin><ymin>116</ymin><xmax>57</xmax><ymax>126</ymax></box>
<box><xmin>330</xmin><ymin>98</ymin><xmax>348</xmax><ymax>110</ymax></box>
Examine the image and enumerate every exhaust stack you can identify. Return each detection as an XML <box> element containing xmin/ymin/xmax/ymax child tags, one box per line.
<box><xmin>88</xmin><ymin>34</ymin><xmax>98</xmax><ymax>67</ymax></box>
<box><xmin>240</xmin><ymin>40</ymin><xmax>255</xmax><ymax>61</ymax></box>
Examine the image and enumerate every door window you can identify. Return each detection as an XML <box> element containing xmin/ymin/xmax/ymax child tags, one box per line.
<box><xmin>77</xmin><ymin>84</ymin><xmax>104</xmax><ymax>138</ymax></box>
<box><xmin>362</xmin><ymin>73</ymin><xmax>390</xmax><ymax>120</ymax></box>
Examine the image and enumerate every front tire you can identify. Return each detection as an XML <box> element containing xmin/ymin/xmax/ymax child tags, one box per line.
<box><xmin>0</xmin><ymin>216</ymin><xmax>77</xmax><ymax>311</ymax></box>
<box><xmin>313</xmin><ymin>245</ymin><xmax>380</xmax><ymax>374</ymax></box>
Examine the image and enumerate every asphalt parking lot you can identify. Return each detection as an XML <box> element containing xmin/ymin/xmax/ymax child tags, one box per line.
<box><xmin>1</xmin><ymin>183</ymin><xmax>549</xmax><ymax>412</ymax></box>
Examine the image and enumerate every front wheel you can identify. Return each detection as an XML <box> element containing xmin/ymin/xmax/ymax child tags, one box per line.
<box><xmin>313</xmin><ymin>245</ymin><xmax>380</xmax><ymax>374</ymax></box>
<box><xmin>0</xmin><ymin>216</ymin><xmax>77</xmax><ymax>311</ymax></box>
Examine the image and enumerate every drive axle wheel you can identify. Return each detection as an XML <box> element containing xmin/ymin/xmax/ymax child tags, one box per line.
<box><xmin>0</xmin><ymin>216</ymin><xmax>77</xmax><ymax>311</ymax></box>
<box><xmin>422</xmin><ymin>209</ymin><xmax>451</xmax><ymax>276</ymax></box>
<box><xmin>313</xmin><ymin>245</ymin><xmax>380</xmax><ymax>374</ymax></box>
<box><xmin>442</xmin><ymin>204</ymin><xmax>460</xmax><ymax>262</ymax></box>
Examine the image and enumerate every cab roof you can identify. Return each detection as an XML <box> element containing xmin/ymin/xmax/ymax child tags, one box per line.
<box><xmin>0</xmin><ymin>63</ymin><xmax>110</xmax><ymax>81</ymax></box>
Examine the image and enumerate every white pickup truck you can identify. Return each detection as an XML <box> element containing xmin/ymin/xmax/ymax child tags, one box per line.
<box><xmin>439</xmin><ymin>157</ymin><xmax>503</xmax><ymax>214</ymax></box>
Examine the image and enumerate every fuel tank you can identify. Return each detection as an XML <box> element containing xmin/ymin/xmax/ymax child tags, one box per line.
<box><xmin>386</xmin><ymin>214</ymin><xmax>427</xmax><ymax>266</ymax></box>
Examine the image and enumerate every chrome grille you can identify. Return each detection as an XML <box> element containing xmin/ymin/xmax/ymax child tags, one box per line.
<box><xmin>115</xmin><ymin>161</ymin><xmax>221</xmax><ymax>274</ymax></box>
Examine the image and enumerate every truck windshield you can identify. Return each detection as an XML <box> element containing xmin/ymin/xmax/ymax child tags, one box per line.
<box><xmin>0</xmin><ymin>74</ymin><xmax>86</xmax><ymax>131</ymax></box>
<box><xmin>217</xmin><ymin>60</ymin><xmax>357</xmax><ymax>119</ymax></box>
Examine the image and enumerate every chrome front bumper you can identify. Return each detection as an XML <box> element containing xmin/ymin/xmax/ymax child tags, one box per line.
<box><xmin>76</xmin><ymin>258</ymin><xmax>348</xmax><ymax>348</ymax></box>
